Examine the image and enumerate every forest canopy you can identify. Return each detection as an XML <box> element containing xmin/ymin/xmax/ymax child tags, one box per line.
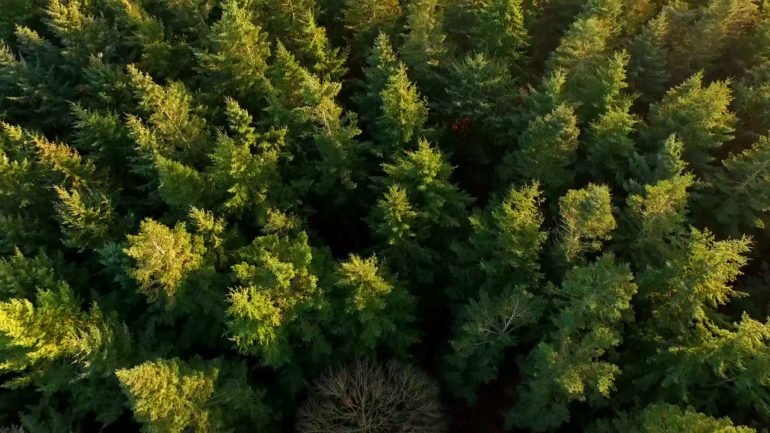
<box><xmin>2</xmin><ymin>0</ymin><xmax>770</xmax><ymax>432</ymax></box>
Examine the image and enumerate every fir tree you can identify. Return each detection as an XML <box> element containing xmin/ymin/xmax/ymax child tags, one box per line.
<box><xmin>645</xmin><ymin>72</ymin><xmax>735</xmax><ymax>173</ymax></box>
<box><xmin>123</xmin><ymin>219</ymin><xmax>206</xmax><ymax>305</ymax></box>
<box><xmin>592</xmin><ymin>403</ymin><xmax>756</xmax><ymax>433</ymax></box>
<box><xmin>116</xmin><ymin>358</ymin><xmax>272</xmax><ymax>433</ymax></box>
<box><xmin>553</xmin><ymin>184</ymin><xmax>617</xmax><ymax>265</ymax></box>
<box><xmin>510</xmin><ymin>255</ymin><xmax>638</xmax><ymax>431</ymax></box>
<box><xmin>369</xmin><ymin>140</ymin><xmax>472</xmax><ymax>287</ymax></box>
<box><xmin>503</xmin><ymin>103</ymin><xmax>580</xmax><ymax>195</ymax></box>
<box><xmin>333</xmin><ymin>254</ymin><xmax>417</xmax><ymax>356</ymax></box>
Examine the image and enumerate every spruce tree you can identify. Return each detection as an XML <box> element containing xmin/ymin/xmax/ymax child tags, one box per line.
<box><xmin>510</xmin><ymin>255</ymin><xmax>637</xmax><ymax>431</ymax></box>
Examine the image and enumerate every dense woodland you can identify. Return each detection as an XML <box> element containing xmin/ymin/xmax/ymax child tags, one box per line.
<box><xmin>4</xmin><ymin>0</ymin><xmax>770</xmax><ymax>432</ymax></box>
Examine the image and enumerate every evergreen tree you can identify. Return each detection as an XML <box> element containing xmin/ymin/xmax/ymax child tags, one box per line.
<box><xmin>445</xmin><ymin>0</ymin><xmax>529</xmax><ymax>68</ymax></box>
<box><xmin>546</xmin><ymin>0</ymin><xmax>628</xmax><ymax>123</ymax></box>
<box><xmin>400</xmin><ymin>0</ymin><xmax>448</xmax><ymax>91</ymax></box>
<box><xmin>333</xmin><ymin>254</ymin><xmax>417</xmax><ymax>356</ymax></box>
<box><xmin>645</xmin><ymin>72</ymin><xmax>735</xmax><ymax>174</ymax></box>
<box><xmin>510</xmin><ymin>255</ymin><xmax>637</xmax><ymax>431</ymax></box>
<box><xmin>553</xmin><ymin>184</ymin><xmax>617</xmax><ymax>265</ymax></box>
<box><xmin>698</xmin><ymin>135</ymin><xmax>770</xmax><ymax>236</ymax></box>
<box><xmin>444</xmin><ymin>184</ymin><xmax>547</xmax><ymax>401</ymax></box>
<box><xmin>197</xmin><ymin>0</ymin><xmax>271</xmax><ymax>107</ymax></box>
<box><xmin>116</xmin><ymin>358</ymin><xmax>272</xmax><ymax>433</ymax></box>
<box><xmin>341</xmin><ymin>0</ymin><xmax>402</xmax><ymax>57</ymax></box>
<box><xmin>502</xmin><ymin>103</ymin><xmax>580</xmax><ymax>196</ymax></box>
<box><xmin>376</xmin><ymin>64</ymin><xmax>430</xmax><ymax>157</ymax></box>
<box><xmin>225</xmin><ymin>226</ymin><xmax>331</xmax><ymax>371</ymax></box>
<box><xmin>124</xmin><ymin>219</ymin><xmax>206</xmax><ymax>305</ymax></box>
<box><xmin>369</xmin><ymin>140</ymin><xmax>472</xmax><ymax>287</ymax></box>
<box><xmin>592</xmin><ymin>403</ymin><xmax>756</xmax><ymax>433</ymax></box>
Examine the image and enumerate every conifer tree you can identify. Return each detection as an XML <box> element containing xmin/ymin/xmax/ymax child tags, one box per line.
<box><xmin>444</xmin><ymin>184</ymin><xmax>547</xmax><ymax>401</ymax></box>
<box><xmin>627</xmin><ymin>14</ymin><xmax>671</xmax><ymax>106</ymax></box>
<box><xmin>553</xmin><ymin>184</ymin><xmax>617</xmax><ymax>265</ymax></box>
<box><xmin>445</xmin><ymin>0</ymin><xmax>529</xmax><ymax>68</ymax></box>
<box><xmin>116</xmin><ymin>358</ymin><xmax>272</xmax><ymax>433</ymax></box>
<box><xmin>197</xmin><ymin>0</ymin><xmax>271</xmax><ymax>106</ymax></box>
<box><xmin>376</xmin><ymin>64</ymin><xmax>430</xmax><ymax>157</ymax></box>
<box><xmin>369</xmin><ymin>140</ymin><xmax>472</xmax><ymax>286</ymax></box>
<box><xmin>645</xmin><ymin>72</ymin><xmax>735</xmax><ymax>173</ymax></box>
<box><xmin>510</xmin><ymin>255</ymin><xmax>637</xmax><ymax>431</ymax></box>
<box><xmin>126</xmin><ymin>65</ymin><xmax>209</xmax><ymax>165</ymax></box>
<box><xmin>341</xmin><ymin>0</ymin><xmax>402</xmax><ymax>57</ymax></box>
<box><xmin>353</xmin><ymin>33</ymin><xmax>399</xmax><ymax>130</ymax></box>
<box><xmin>592</xmin><ymin>403</ymin><xmax>756</xmax><ymax>433</ymax></box>
<box><xmin>400</xmin><ymin>0</ymin><xmax>448</xmax><ymax>91</ymax></box>
<box><xmin>618</xmin><ymin>173</ymin><xmax>694</xmax><ymax>268</ymax></box>
<box><xmin>546</xmin><ymin>0</ymin><xmax>628</xmax><ymax>123</ymax></box>
<box><xmin>208</xmin><ymin>98</ymin><xmax>291</xmax><ymax>223</ymax></box>
<box><xmin>438</xmin><ymin>53</ymin><xmax>520</xmax><ymax>147</ymax></box>
<box><xmin>225</xmin><ymin>226</ymin><xmax>331</xmax><ymax>370</ymax></box>
<box><xmin>700</xmin><ymin>135</ymin><xmax>770</xmax><ymax>236</ymax></box>
<box><xmin>333</xmin><ymin>254</ymin><xmax>417</xmax><ymax>356</ymax></box>
<box><xmin>124</xmin><ymin>219</ymin><xmax>206</xmax><ymax>305</ymax></box>
<box><xmin>503</xmin><ymin>103</ymin><xmax>580</xmax><ymax>195</ymax></box>
<box><xmin>734</xmin><ymin>62</ymin><xmax>770</xmax><ymax>146</ymax></box>
<box><xmin>450</xmin><ymin>183</ymin><xmax>547</xmax><ymax>301</ymax></box>
<box><xmin>582</xmin><ymin>99</ymin><xmax>640</xmax><ymax>187</ymax></box>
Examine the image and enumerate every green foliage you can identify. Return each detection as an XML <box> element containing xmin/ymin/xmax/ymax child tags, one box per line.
<box><xmin>369</xmin><ymin>140</ymin><xmax>472</xmax><ymax>286</ymax></box>
<box><xmin>554</xmin><ymin>184</ymin><xmax>617</xmax><ymax>264</ymax></box>
<box><xmin>225</xmin><ymin>229</ymin><xmax>330</xmax><ymax>368</ymax></box>
<box><xmin>592</xmin><ymin>403</ymin><xmax>756</xmax><ymax>433</ymax></box>
<box><xmin>334</xmin><ymin>254</ymin><xmax>417</xmax><ymax>356</ymax></box>
<box><xmin>116</xmin><ymin>358</ymin><xmax>272</xmax><ymax>433</ymax></box>
<box><xmin>503</xmin><ymin>103</ymin><xmax>580</xmax><ymax>195</ymax></box>
<box><xmin>124</xmin><ymin>219</ymin><xmax>205</xmax><ymax>304</ymax></box>
<box><xmin>3</xmin><ymin>1</ymin><xmax>770</xmax><ymax>432</ymax></box>
<box><xmin>510</xmin><ymin>255</ymin><xmax>638</xmax><ymax>431</ymax></box>
<box><xmin>646</xmin><ymin>73</ymin><xmax>736</xmax><ymax>173</ymax></box>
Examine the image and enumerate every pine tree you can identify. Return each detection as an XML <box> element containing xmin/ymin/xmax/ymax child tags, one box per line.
<box><xmin>626</xmin><ymin>14</ymin><xmax>671</xmax><ymax>106</ymax></box>
<box><xmin>376</xmin><ymin>64</ymin><xmax>430</xmax><ymax>157</ymax></box>
<box><xmin>438</xmin><ymin>53</ymin><xmax>520</xmax><ymax>147</ymax></box>
<box><xmin>637</xmin><ymin>228</ymin><xmax>750</xmax><ymax>340</ymax></box>
<box><xmin>734</xmin><ymin>62</ymin><xmax>770</xmax><ymax>146</ymax></box>
<box><xmin>546</xmin><ymin>0</ymin><xmax>628</xmax><ymax>123</ymax></box>
<box><xmin>618</xmin><ymin>173</ymin><xmax>694</xmax><ymax>268</ymax></box>
<box><xmin>445</xmin><ymin>0</ymin><xmax>529</xmax><ymax>68</ymax></box>
<box><xmin>353</xmin><ymin>33</ymin><xmax>400</xmax><ymax>131</ymax></box>
<box><xmin>54</xmin><ymin>185</ymin><xmax>115</xmax><ymax>251</ymax></box>
<box><xmin>645</xmin><ymin>314</ymin><xmax>770</xmax><ymax>419</ymax></box>
<box><xmin>656</xmin><ymin>0</ymin><xmax>760</xmax><ymax>83</ymax></box>
<box><xmin>400</xmin><ymin>0</ymin><xmax>448</xmax><ymax>91</ymax></box>
<box><xmin>698</xmin><ymin>135</ymin><xmax>770</xmax><ymax>236</ymax></box>
<box><xmin>208</xmin><ymin>98</ymin><xmax>291</xmax><ymax>223</ymax></box>
<box><xmin>582</xmin><ymin>98</ymin><xmax>640</xmax><ymax>187</ymax></box>
<box><xmin>341</xmin><ymin>0</ymin><xmax>402</xmax><ymax>57</ymax></box>
<box><xmin>196</xmin><ymin>0</ymin><xmax>271</xmax><ymax>107</ymax></box>
<box><xmin>450</xmin><ymin>183</ymin><xmax>547</xmax><ymax>301</ymax></box>
<box><xmin>126</xmin><ymin>65</ymin><xmax>210</xmax><ymax>166</ymax></box>
<box><xmin>509</xmin><ymin>254</ymin><xmax>637</xmax><ymax>431</ymax></box>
